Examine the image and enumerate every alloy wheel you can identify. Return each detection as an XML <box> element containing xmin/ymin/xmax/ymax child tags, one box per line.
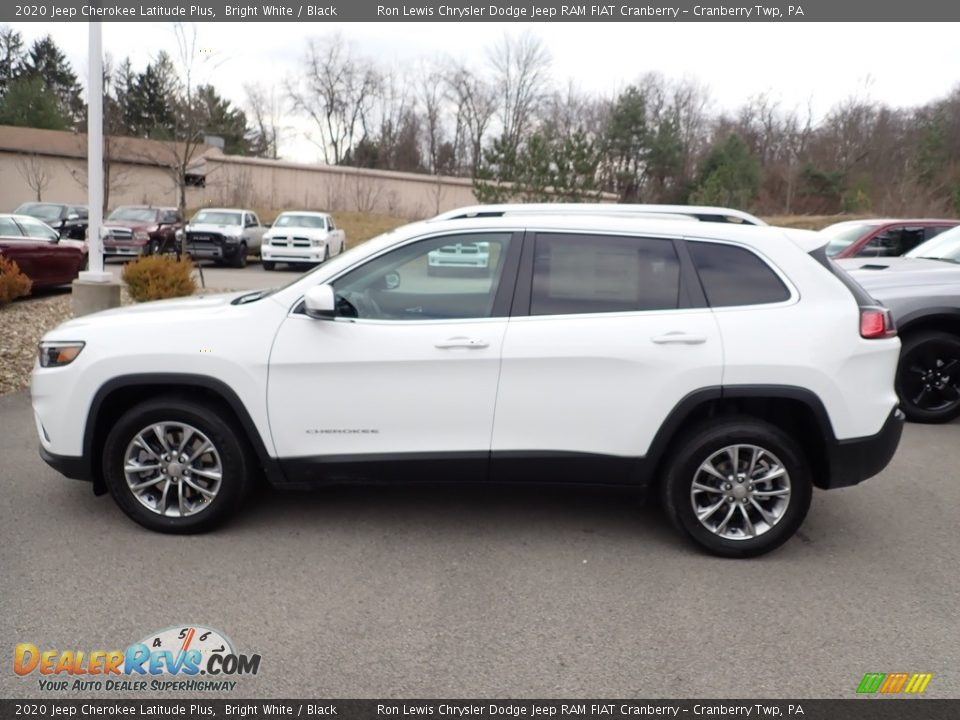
<box><xmin>123</xmin><ymin>422</ymin><xmax>222</xmax><ymax>517</ymax></box>
<box><xmin>689</xmin><ymin>444</ymin><xmax>792</xmax><ymax>541</ymax></box>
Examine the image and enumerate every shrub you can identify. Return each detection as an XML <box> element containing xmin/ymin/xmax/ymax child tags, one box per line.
<box><xmin>122</xmin><ymin>255</ymin><xmax>196</xmax><ymax>302</ymax></box>
<box><xmin>0</xmin><ymin>256</ymin><xmax>32</xmax><ymax>307</ymax></box>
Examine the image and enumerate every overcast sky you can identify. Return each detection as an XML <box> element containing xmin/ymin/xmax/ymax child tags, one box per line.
<box><xmin>10</xmin><ymin>21</ymin><xmax>960</xmax><ymax>160</ymax></box>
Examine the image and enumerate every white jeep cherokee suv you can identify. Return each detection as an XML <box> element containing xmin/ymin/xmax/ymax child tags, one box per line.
<box><xmin>32</xmin><ymin>213</ymin><xmax>903</xmax><ymax>556</ymax></box>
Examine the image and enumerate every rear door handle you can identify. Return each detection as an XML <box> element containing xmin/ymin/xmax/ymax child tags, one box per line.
<box><xmin>651</xmin><ymin>332</ymin><xmax>707</xmax><ymax>345</ymax></box>
<box><xmin>435</xmin><ymin>337</ymin><xmax>490</xmax><ymax>349</ymax></box>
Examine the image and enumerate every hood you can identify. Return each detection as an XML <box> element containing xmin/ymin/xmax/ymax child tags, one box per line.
<box><xmin>837</xmin><ymin>256</ymin><xmax>960</xmax><ymax>292</ymax></box>
<box><xmin>46</xmin><ymin>291</ymin><xmax>248</xmax><ymax>336</ymax></box>
<box><xmin>104</xmin><ymin>219</ymin><xmax>155</xmax><ymax>231</ymax></box>
<box><xmin>264</xmin><ymin>226</ymin><xmax>329</xmax><ymax>238</ymax></box>
<box><xmin>187</xmin><ymin>222</ymin><xmax>243</xmax><ymax>234</ymax></box>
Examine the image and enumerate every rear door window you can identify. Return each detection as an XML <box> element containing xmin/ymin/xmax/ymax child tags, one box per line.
<box><xmin>688</xmin><ymin>242</ymin><xmax>790</xmax><ymax>307</ymax></box>
<box><xmin>530</xmin><ymin>233</ymin><xmax>681</xmax><ymax>316</ymax></box>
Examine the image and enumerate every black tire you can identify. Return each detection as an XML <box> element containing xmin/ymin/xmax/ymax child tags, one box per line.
<box><xmin>895</xmin><ymin>331</ymin><xmax>960</xmax><ymax>424</ymax></box>
<box><xmin>262</xmin><ymin>260</ymin><xmax>276</xmax><ymax>271</ymax></box>
<box><xmin>230</xmin><ymin>243</ymin><xmax>248</xmax><ymax>268</ymax></box>
<box><xmin>102</xmin><ymin>397</ymin><xmax>252</xmax><ymax>533</ymax></box>
<box><xmin>660</xmin><ymin>417</ymin><xmax>813</xmax><ymax>558</ymax></box>
<box><xmin>144</xmin><ymin>240</ymin><xmax>159</xmax><ymax>256</ymax></box>
<box><xmin>320</xmin><ymin>245</ymin><xmax>329</xmax><ymax>263</ymax></box>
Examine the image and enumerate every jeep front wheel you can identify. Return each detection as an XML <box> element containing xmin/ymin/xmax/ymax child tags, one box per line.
<box><xmin>102</xmin><ymin>397</ymin><xmax>251</xmax><ymax>533</ymax></box>
<box><xmin>661</xmin><ymin>418</ymin><xmax>812</xmax><ymax>558</ymax></box>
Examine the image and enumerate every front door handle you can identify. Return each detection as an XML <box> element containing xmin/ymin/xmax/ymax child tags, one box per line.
<box><xmin>435</xmin><ymin>337</ymin><xmax>490</xmax><ymax>349</ymax></box>
<box><xmin>651</xmin><ymin>332</ymin><xmax>707</xmax><ymax>345</ymax></box>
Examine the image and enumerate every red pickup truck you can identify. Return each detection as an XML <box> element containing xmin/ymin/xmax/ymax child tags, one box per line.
<box><xmin>103</xmin><ymin>206</ymin><xmax>184</xmax><ymax>257</ymax></box>
<box><xmin>0</xmin><ymin>214</ymin><xmax>87</xmax><ymax>289</ymax></box>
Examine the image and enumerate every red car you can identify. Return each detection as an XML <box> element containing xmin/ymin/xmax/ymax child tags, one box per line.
<box><xmin>0</xmin><ymin>214</ymin><xmax>87</xmax><ymax>289</ymax></box>
<box><xmin>822</xmin><ymin>218</ymin><xmax>959</xmax><ymax>258</ymax></box>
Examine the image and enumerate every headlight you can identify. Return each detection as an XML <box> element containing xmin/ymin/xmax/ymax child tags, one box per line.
<box><xmin>225</xmin><ymin>235</ymin><xmax>240</xmax><ymax>244</ymax></box>
<box><xmin>133</xmin><ymin>230</ymin><xmax>149</xmax><ymax>241</ymax></box>
<box><xmin>38</xmin><ymin>341</ymin><xmax>85</xmax><ymax>367</ymax></box>
<box><xmin>311</xmin><ymin>238</ymin><xmax>323</xmax><ymax>247</ymax></box>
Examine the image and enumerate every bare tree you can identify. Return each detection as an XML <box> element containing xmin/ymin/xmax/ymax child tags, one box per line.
<box><xmin>445</xmin><ymin>63</ymin><xmax>495</xmax><ymax>176</ymax></box>
<box><xmin>142</xmin><ymin>23</ymin><xmax>221</xmax><ymax>216</ymax></box>
<box><xmin>67</xmin><ymin>146</ymin><xmax>132</xmax><ymax>211</ymax></box>
<box><xmin>244</xmin><ymin>82</ymin><xmax>283</xmax><ymax>159</ymax></box>
<box><xmin>287</xmin><ymin>34</ymin><xmax>379</xmax><ymax>165</ymax></box>
<box><xmin>415</xmin><ymin>60</ymin><xmax>446</xmax><ymax>174</ymax></box>
<box><xmin>15</xmin><ymin>154</ymin><xmax>50</xmax><ymax>200</ymax></box>
<box><xmin>487</xmin><ymin>32</ymin><xmax>551</xmax><ymax>151</ymax></box>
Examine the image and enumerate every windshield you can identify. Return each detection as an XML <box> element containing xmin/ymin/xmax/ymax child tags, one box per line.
<box><xmin>15</xmin><ymin>203</ymin><xmax>63</xmax><ymax>221</ymax></box>
<box><xmin>192</xmin><ymin>210</ymin><xmax>242</xmax><ymax>226</ymax></box>
<box><xmin>108</xmin><ymin>207</ymin><xmax>158</xmax><ymax>223</ymax></box>
<box><xmin>905</xmin><ymin>226</ymin><xmax>960</xmax><ymax>262</ymax></box>
<box><xmin>820</xmin><ymin>222</ymin><xmax>882</xmax><ymax>256</ymax></box>
<box><xmin>273</xmin><ymin>214</ymin><xmax>327</xmax><ymax>229</ymax></box>
<box><xmin>18</xmin><ymin>217</ymin><xmax>59</xmax><ymax>240</ymax></box>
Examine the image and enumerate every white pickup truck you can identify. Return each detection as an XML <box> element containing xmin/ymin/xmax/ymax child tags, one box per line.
<box><xmin>261</xmin><ymin>211</ymin><xmax>346</xmax><ymax>271</ymax></box>
<box><xmin>183</xmin><ymin>208</ymin><xmax>267</xmax><ymax>268</ymax></box>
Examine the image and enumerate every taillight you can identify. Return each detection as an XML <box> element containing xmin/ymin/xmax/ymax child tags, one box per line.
<box><xmin>860</xmin><ymin>307</ymin><xmax>897</xmax><ymax>339</ymax></box>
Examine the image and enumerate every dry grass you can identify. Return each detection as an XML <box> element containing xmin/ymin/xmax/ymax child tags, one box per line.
<box><xmin>330</xmin><ymin>211</ymin><xmax>410</xmax><ymax>248</ymax></box>
<box><xmin>761</xmin><ymin>214</ymin><xmax>875</xmax><ymax>230</ymax></box>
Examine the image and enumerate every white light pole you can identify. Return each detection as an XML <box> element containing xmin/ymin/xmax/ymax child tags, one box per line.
<box><xmin>78</xmin><ymin>20</ymin><xmax>110</xmax><ymax>282</ymax></box>
<box><xmin>72</xmin><ymin>18</ymin><xmax>120</xmax><ymax>316</ymax></box>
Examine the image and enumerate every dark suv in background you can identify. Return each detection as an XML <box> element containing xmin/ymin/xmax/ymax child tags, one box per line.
<box><xmin>102</xmin><ymin>206</ymin><xmax>184</xmax><ymax>258</ymax></box>
<box><xmin>13</xmin><ymin>202</ymin><xmax>88</xmax><ymax>240</ymax></box>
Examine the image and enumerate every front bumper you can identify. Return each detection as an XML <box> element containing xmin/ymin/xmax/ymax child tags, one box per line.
<box><xmin>822</xmin><ymin>406</ymin><xmax>904</xmax><ymax>489</ymax></box>
<box><xmin>103</xmin><ymin>241</ymin><xmax>148</xmax><ymax>256</ymax></box>
<box><xmin>262</xmin><ymin>248</ymin><xmax>326</xmax><ymax>263</ymax></box>
<box><xmin>39</xmin><ymin>445</ymin><xmax>91</xmax><ymax>482</ymax></box>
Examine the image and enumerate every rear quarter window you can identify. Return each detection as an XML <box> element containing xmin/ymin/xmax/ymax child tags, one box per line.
<box><xmin>688</xmin><ymin>242</ymin><xmax>790</xmax><ymax>307</ymax></box>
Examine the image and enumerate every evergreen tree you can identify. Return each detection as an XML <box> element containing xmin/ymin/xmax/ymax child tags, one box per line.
<box><xmin>691</xmin><ymin>134</ymin><xmax>761</xmax><ymax>209</ymax></box>
<box><xmin>196</xmin><ymin>84</ymin><xmax>251</xmax><ymax>155</ymax></box>
<box><xmin>0</xmin><ymin>74</ymin><xmax>71</xmax><ymax>130</ymax></box>
<box><xmin>21</xmin><ymin>35</ymin><xmax>83</xmax><ymax>124</ymax></box>
<box><xmin>0</xmin><ymin>26</ymin><xmax>25</xmax><ymax>98</ymax></box>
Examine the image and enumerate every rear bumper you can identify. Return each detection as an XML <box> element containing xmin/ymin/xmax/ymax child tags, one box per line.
<box><xmin>822</xmin><ymin>407</ymin><xmax>904</xmax><ymax>489</ymax></box>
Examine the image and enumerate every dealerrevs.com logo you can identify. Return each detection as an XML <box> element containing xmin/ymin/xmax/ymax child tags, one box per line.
<box><xmin>14</xmin><ymin>625</ymin><xmax>261</xmax><ymax>693</ymax></box>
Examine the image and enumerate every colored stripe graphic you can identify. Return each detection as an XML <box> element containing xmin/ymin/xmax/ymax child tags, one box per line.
<box><xmin>857</xmin><ymin>672</ymin><xmax>932</xmax><ymax>694</ymax></box>
<box><xmin>857</xmin><ymin>673</ymin><xmax>885</xmax><ymax>694</ymax></box>
<box><xmin>904</xmin><ymin>673</ymin><xmax>933</xmax><ymax>694</ymax></box>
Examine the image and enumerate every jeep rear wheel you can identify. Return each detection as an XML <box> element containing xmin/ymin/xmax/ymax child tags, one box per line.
<box><xmin>661</xmin><ymin>418</ymin><xmax>812</xmax><ymax>558</ymax></box>
<box><xmin>896</xmin><ymin>331</ymin><xmax>960</xmax><ymax>423</ymax></box>
<box><xmin>102</xmin><ymin>398</ymin><xmax>251</xmax><ymax>533</ymax></box>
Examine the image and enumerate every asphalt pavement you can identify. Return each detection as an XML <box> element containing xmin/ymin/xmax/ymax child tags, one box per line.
<box><xmin>102</xmin><ymin>257</ymin><xmax>299</xmax><ymax>292</ymax></box>
<box><xmin>1</xmin><ymin>387</ymin><xmax>958</xmax><ymax>699</ymax></box>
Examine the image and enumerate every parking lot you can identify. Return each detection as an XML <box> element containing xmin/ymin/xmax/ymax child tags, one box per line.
<box><xmin>1</xmin><ymin>386</ymin><xmax>957</xmax><ymax>699</ymax></box>
<box><xmin>102</xmin><ymin>257</ymin><xmax>297</xmax><ymax>292</ymax></box>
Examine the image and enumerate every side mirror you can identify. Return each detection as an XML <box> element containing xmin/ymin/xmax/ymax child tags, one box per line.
<box><xmin>304</xmin><ymin>284</ymin><xmax>336</xmax><ymax>319</ymax></box>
